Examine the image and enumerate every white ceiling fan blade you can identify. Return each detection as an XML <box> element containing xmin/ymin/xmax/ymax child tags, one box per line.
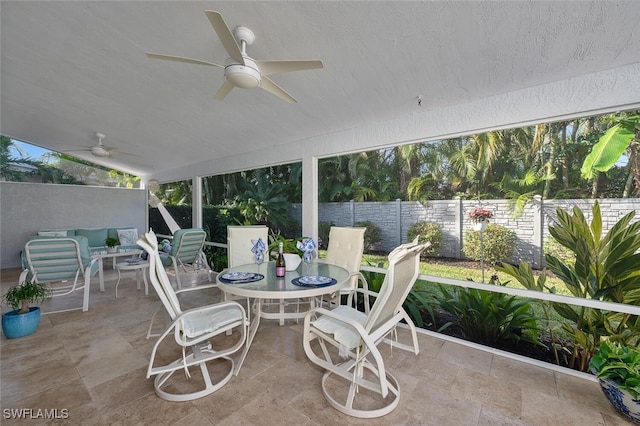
<box><xmin>205</xmin><ymin>11</ymin><xmax>244</xmax><ymax>65</ymax></box>
<box><xmin>146</xmin><ymin>53</ymin><xmax>223</xmax><ymax>68</ymax></box>
<box><xmin>256</xmin><ymin>60</ymin><xmax>324</xmax><ymax>76</ymax></box>
<box><xmin>214</xmin><ymin>80</ymin><xmax>235</xmax><ymax>101</ymax></box>
<box><xmin>111</xmin><ymin>149</ymin><xmax>142</xmax><ymax>157</ymax></box>
<box><xmin>259</xmin><ymin>77</ymin><xmax>297</xmax><ymax>104</ymax></box>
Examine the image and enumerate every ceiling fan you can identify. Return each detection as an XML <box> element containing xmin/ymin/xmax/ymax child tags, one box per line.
<box><xmin>146</xmin><ymin>10</ymin><xmax>323</xmax><ymax>104</ymax></box>
<box><xmin>66</xmin><ymin>133</ymin><xmax>139</xmax><ymax>158</ymax></box>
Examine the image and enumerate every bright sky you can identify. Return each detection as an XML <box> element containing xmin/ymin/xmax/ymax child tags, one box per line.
<box><xmin>10</xmin><ymin>140</ymin><xmax>55</xmax><ymax>162</ymax></box>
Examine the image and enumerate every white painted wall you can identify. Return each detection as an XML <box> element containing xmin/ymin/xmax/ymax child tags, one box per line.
<box><xmin>0</xmin><ymin>182</ymin><xmax>147</xmax><ymax>269</ymax></box>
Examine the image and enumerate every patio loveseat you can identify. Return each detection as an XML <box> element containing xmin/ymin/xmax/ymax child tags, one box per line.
<box><xmin>36</xmin><ymin>227</ymin><xmax>141</xmax><ymax>253</ymax></box>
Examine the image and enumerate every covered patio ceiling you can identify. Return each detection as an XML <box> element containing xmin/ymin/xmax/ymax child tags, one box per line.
<box><xmin>3</xmin><ymin>1</ymin><xmax>640</xmax><ymax>178</ymax></box>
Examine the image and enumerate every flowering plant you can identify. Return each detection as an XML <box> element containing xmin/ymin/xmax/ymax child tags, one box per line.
<box><xmin>469</xmin><ymin>207</ymin><xmax>493</xmax><ymax>222</ymax></box>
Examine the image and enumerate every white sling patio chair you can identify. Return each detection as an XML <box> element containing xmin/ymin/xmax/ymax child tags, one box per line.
<box><xmin>302</xmin><ymin>240</ymin><xmax>429</xmax><ymax>418</ymax></box>
<box><xmin>138</xmin><ymin>230</ymin><xmax>248</xmax><ymax>402</ymax></box>
<box><xmin>20</xmin><ymin>236</ymin><xmax>98</xmax><ymax>312</ymax></box>
<box><xmin>160</xmin><ymin>228</ymin><xmax>212</xmax><ymax>289</ymax></box>
<box><xmin>322</xmin><ymin>226</ymin><xmax>367</xmax><ymax>309</ymax></box>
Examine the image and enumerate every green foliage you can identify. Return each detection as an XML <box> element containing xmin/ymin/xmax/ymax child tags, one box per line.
<box><xmin>434</xmin><ymin>278</ymin><xmax>539</xmax><ymax>346</ymax></box>
<box><xmin>462</xmin><ymin>224</ymin><xmax>516</xmax><ymax>264</ymax></box>
<box><xmin>581</xmin><ymin>122</ymin><xmax>637</xmax><ymax>179</ymax></box>
<box><xmin>104</xmin><ymin>237</ymin><xmax>119</xmax><ymax>248</ymax></box>
<box><xmin>355</xmin><ymin>220</ymin><xmax>382</xmax><ymax>253</ymax></box>
<box><xmin>590</xmin><ymin>340</ymin><xmax>640</xmax><ymax>399</ymax></box>
<box><xmin>407</xmin><ymin>221</ymin><xmax>442</xmax><ymax>256</ymax></box>
<box><xmin>543</xmin><ymin>236</ymin><xmax>575</xmax><ymax>268</ymax></box>
<box><xmin>267</xmin><ymin>233</ymin><xmax>304</xmax><ymax>257</ymax></box>
<box><xmin>525</xmin><ymin>201</ymin><xmax>640</xmax><ymax>370</ymax></box>
<box><xmin>318</xmin><ymin>221</ymin><xmax>334</xmax><ymax>250</ymax></box>
<box><xmin>2</xmin><ymin>281</ymin><xmax>50</xmax><ymax>314</ymax></box>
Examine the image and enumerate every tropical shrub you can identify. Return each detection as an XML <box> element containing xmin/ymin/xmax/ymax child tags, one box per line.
<box><xmin>543</xmin><ymin>235</ymin><xmax>575</xmax><ymax>268</ymax></box>
<box><xmin>318</xmin><ymin>221</ymin><xmax>334</xmax><ymax>250</ymax></box>
<box><xmin>462</xmin><ymin>223</ymin><xmax>516</xmax><ymax>264</ymax></box>
<box><xmin>355</xmin><ymin>220</ymin><xmax>382</xmax><ymax>252</ymax></box>
<box><xmin>434</xmin><ymin>277</ymin><xmax>538</xmax><ymax>346</ymax></box>
<box><xmin>407</xmin><ymin>221</ymin><xmax>442</xmax><ymax>256</ymax></box>
<box><xmin>501</xmin><ymin>201</ymin><xmax>640</xmax><ymax>371</ymax></box>
<box><xmin>543</xmin><ymin>201</ymin><xmax>640</xmax><ymax>370</ymax></box>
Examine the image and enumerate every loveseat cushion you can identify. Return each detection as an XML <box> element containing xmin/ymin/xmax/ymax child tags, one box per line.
<box><xmin>76</xmin><ymin>228</ymin><xmax>108</xmax><ymax>248</ymax></box>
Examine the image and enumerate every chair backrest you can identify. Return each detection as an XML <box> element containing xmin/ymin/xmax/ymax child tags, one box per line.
<box><xmin>24</xmin><ymin>237</ymin><xmax>88</xmax><ymax>283</ymax></box>
<box><xmin>137</xmin><ymin>230</ymin><xmax>182</xmax><ymax>320</ymax></box>
<box><xmin>227</xmin><ymin>225</ymin><xmax>269</xmax><ymax>267</ymax></box>
<box><xmin>170</xmin><ymin>228</ymin><xmax>206</xmax><ymax>264</ymax></box>
<box><xmin>364</xmin><ymin>240</ymin><xmax>428</xmax><ymax>333</ymax></box>
<box><xmin>324</xmin><ymin>227</ymin><xmax>366</xmax><ymax>290</ymax></box>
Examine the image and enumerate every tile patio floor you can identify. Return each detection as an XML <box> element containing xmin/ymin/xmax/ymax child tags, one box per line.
<box><xmin>0</xmin><ymin>266</ymin><xmax>633</xmax><ymax>425</ymax></box>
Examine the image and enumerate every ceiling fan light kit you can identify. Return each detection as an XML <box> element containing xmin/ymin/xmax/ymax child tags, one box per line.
<box><xmin>225</xmin><ymin>57</ymin><xmax>260</xmax><ymax>89</ymax></box>
<box><xmin>145</xmin><ymin>10</ymin><xmax>323</xmax><ymax>103</ymax></box>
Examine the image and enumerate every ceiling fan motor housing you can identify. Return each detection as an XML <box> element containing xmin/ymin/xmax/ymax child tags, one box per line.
<box><xmin>224</xmin><ymin>56</ymin><xmax>261</xmax><ymax>88</ymax></box>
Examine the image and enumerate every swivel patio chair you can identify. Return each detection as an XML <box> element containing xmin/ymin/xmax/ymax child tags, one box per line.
<box><xmin>20</xmin><ymin>236</ymin><xmax>98</xmax><ymax>312</ymax></box>
<box><xmin>160</xmin><ymin>228</ymin><xmax>212</xmax><ymax>289</ymax></box>
<box><xmin>302</xmin><ymin>239</ymin><xmax>428</xmax><ymax>418</ymax></box>
<box><xmin>137</xmin><ymin>230</ymin><xmax>248</xmax><ymax>402</ymax></box>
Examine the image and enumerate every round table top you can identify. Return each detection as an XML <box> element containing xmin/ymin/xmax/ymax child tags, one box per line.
<box><xmin>217</xmin><ymin>261</ymin><xmax>350</xmax><ymax>299</ymax></box>
<box><xmin>115</xmin><ymin>260</ymin><xmax>149</xmax><ymax>270</ymax></box>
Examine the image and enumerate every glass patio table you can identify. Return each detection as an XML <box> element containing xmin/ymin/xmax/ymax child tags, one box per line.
<box><xmin>217</xmin><ymin>261</ymin><xmax>350</xmax><ymax>374</ymax></box>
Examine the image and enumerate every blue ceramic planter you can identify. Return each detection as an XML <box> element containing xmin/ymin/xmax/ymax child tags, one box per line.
<box><xmin>600</xmin><ymin>378</ymin><xmax>640</xmax><ymax>424</ymax></box>
<box><xmin>2</xmin><ymin>307</ymin><xmax>41</xmax><ymax>338</ymax></box>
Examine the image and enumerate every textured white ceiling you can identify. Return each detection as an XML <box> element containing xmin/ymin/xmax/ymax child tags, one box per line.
<box><xmin>3</xmin><ymin>1</ymin><xmax>640</xmax><ymax>177</ymax></box>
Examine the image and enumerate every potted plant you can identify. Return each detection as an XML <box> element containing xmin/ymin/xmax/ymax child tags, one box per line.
<box><xmin>469</xmin><ymin>207</ymin><xmax>493</xmax><ymax>231</ymax></box>
<box><xmin>268</xmin><ymin>234</ymin><xmax>303</xmax><ymax>271</ymax></box>
<box><xmin>590</xmin><ymin>340</ymin><xmax>640</xmax><ymax>423</ymax></box>
<box><xmin>2</xmin><ymin>281</ymin><xmax>50</xmax><ymax>338</ymax></box>
<box><xmin>105</xmin><ymin>237</ymin><xmax>119</xmax><ymax>253</ymax></box>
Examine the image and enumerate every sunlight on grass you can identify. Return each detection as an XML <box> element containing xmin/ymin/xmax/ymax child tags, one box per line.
<box><xmin>362</xmin><ymin>253</ymin><xmax>571</xmax><ymax>295</ymax></box>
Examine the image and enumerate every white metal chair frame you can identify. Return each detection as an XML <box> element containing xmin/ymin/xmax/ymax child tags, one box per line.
<box><xmin>303</xmin><ymin>240</ymin><xmax>428</xmax><ymax>418</ymax></box>
<box><xmin>164</xmin><ymin>228</ymin><xmax>213</xmax><ymax>289</ymax></box>
<box><xmin>20</xmin><ymin>237</ymin><xmax>98</xmax><ymax>312</ymax></box>
<box><xmin>138</xmin><ymin>230</ymin><xmax>248</xmax><ymax>402</ymax></box>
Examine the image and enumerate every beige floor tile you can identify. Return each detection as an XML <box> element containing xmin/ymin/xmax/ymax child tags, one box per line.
<box><xmin>0</xmin><ymin>266</ymin><xmax>622</xmax><ymax>425</ymax></box>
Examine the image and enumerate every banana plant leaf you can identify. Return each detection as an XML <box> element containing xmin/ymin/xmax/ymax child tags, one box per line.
<box><xmin>581</xmin><ymin>124</ymin><xmax>635</xmax><ymax>179</ymax></box>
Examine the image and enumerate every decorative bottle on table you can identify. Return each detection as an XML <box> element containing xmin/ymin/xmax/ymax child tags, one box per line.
<box><xmin>275</xmin><ymin>242</ymin><xmax>286</xmax><ymax>277</ymax></box>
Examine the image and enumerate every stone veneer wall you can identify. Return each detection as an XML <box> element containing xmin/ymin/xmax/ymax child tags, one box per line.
<box><xmin>310</xmin><ymin>197</ymin><xmax>640</xmax><ymax>269</ymax></box>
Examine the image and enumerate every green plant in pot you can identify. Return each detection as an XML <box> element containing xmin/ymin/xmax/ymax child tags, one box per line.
<box><xmin>268</xmin><ymin>233</ymin><xmax>304</xmax><ymax>271</ymax></box>
<box><xmin>105</xmin><ymin>237</ymin><xmax>119</xmax><ymax>253</ymax></box>
<box><xmin>2</xmin><ymin>281</ymin><xmax>50</xmax><ymax>338</ymax></box>
<box><xmin>590</xmin><ymin>340</ymin><xmax>640</xmax><ymax>423</ymax></box>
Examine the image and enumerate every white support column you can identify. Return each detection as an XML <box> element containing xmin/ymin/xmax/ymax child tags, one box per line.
<box><xmin>193</xmin><ymin>175</ymin><xmax>202</xmax><ymax>228</ymax></box>
<box><xmin>302</xmin><ymin>155</ymin><xmax>319</xmax><ymax>242</ymax></box>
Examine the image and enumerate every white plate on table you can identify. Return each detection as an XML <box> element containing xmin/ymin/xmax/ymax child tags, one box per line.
<box><xmin>222</xmin><ymin>272</ymin><xmax>255</xmax><ymax>281</ymax></box>
<box><xmin>298</xmin><ymin>276</ymin><xmax>332</xmax><ymax>285</ymax></box>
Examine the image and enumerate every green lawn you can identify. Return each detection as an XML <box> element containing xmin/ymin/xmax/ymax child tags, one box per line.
<box><xmin>359</xmin><ymin>253</ymin><xmax>574</xmax><ymax>339</ymax></box>
<box><xmin>361</xmin><ymin>253</ymin><xmax>571</xmax><ymax>295</ymax></box>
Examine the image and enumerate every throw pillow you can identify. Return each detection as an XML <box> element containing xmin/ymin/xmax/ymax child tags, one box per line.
<box><xmin>117</xmin><ymin>228</ymin><xmax>139</xmax><ymax>245</ymax></box>
<box><xmin>37</xmin><ymin>230</ymin><xmax>67</xmax><ymax>237</ymax></box>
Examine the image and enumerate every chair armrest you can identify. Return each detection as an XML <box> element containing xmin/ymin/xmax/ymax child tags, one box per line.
<box><xmin>18</xmin><ymin>269</ymin><xmax>29</xmax><ymax>285</ymax></box>
<box><xmin>174</xmin><ymin>283</ymin><xmax>218</xmax><ymax>295</ymax></box>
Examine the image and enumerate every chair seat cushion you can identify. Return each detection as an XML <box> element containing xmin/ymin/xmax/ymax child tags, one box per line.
<box><xmin>311</xmin><ymin>306</ymin><xmax>367</xmax><ymax>350</ymax></box>
<box><xmin>181</xmin><ymin>304</ymin><xmax>244</xmax><ymax>339</ymax></box>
